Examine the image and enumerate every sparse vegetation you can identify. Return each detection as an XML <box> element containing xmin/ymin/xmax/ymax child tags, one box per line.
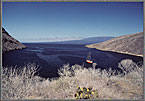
<box><xmin>86</xmin><ymin>32</ymin><xmax>144</xmax><ymax>56</ymax></box>
<box><xmin>2</xmin><ymin>59</ymin><xmax>143</xmax><ymax>100</ymax></box>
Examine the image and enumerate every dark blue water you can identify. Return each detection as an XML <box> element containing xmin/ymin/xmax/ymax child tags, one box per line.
<box><xmin>2</xmin><ymin>43</ymin><xmax>143</xmax><ymax>78</ymax></box>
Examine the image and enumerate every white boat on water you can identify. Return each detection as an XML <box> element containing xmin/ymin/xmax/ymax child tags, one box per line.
<box><xmin>86</xmin><ymin>51</ymin><xmax>93</xmax><ymax>64</ymax></box>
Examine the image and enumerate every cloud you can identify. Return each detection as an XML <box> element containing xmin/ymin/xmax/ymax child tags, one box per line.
<box><xmin>20</xmin><ymin>37</ymin><xmax>84</xmax><ymax>43</ymax></box>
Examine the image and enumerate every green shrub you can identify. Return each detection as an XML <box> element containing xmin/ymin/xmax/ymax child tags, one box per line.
<box><xmin>74</xmin><ymin>86</ymin><xmax>98</xmax><ymax>99</ymax></box>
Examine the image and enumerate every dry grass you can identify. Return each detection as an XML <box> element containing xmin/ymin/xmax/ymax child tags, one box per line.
<box><xmin>2</xmin><ymin>59</ymin><xmax>143</xmax><ymax>100</ymax></box>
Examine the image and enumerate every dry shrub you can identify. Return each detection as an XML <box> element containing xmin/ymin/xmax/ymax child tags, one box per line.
<box><xmin>2</xmin><ymin>59</ymin><xmax>143</xmax><ymax>100</ymax></box>
<box><xmin>2</xmin><ymin>63</ymin><xmax>40</xmax><ymax>99</ymax></box>
<box><xmin>118</xmin><ymin>59</ymin><xmax>143</xmax><ymax>87</ymax></box>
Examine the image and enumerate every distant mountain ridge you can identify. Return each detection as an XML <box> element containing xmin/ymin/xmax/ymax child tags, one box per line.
<box><xmin>86</xmin><ymin>32</ymin><xmax>143</xmax><ymax>56</ymax></box>
<box><xmin>2</xmin><ymin>28</ymin><xmax>26</xmax><ymax>53</ymax></box>
<box><xmin>46</xmin><ymin>37</ymin><xmax>114</xmax><ymax>45</ymax></box>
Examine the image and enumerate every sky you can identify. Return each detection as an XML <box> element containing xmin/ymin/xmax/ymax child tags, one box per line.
<box><xmin>2</xmin><ymin>2</ymin><xmax>143</xmax><ymax>42</ymax></box>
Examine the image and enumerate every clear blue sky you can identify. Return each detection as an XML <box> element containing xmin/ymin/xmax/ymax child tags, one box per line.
<box><xmin>2</xmin><ymin>2</ymin><xmax>143</xmax><ymax>42</ymax></box>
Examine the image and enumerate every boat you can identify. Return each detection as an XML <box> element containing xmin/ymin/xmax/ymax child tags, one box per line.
<box><xmin>86</xmin><ymin>51</ymin><xmax>93</xmax><ymax>64</ymax></box>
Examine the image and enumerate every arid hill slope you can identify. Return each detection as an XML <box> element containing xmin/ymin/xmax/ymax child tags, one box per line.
<box><xmin>2</xmin><ymin>28</ymin><xmax>26</xmax><ymax>53</ymax></box>
<box><xmin>86</xmin><ymin>32</ymin><xmax>143</xmax><ymax>56</ymax></box>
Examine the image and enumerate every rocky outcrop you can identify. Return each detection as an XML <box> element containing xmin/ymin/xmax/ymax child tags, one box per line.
<box><xmin>2</xmin><ymin>28</ymin><xmax>26</xmax><ymax>53</ymax></box>
<box><xmin>86</xmin><ymin>32</ymin><xmax>143</xmax><ymax>57</ymax></box>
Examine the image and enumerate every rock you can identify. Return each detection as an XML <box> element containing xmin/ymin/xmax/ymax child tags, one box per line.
<box><xmin>2</xmin><ymin>27</ymin><xmax>26</xmax><ymax>53</ymax></box>
<box><xmin>86</xmin><ymin>32</ymin><xmax>143</xmax><ymax>56</ymax></box>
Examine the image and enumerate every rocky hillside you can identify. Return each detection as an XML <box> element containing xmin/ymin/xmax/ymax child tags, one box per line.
<box><xmin>86</xmin><ymin>32</ymin><xmax>143</xmax><ymax>56</ymax></box>
<box><xmin>2</xmin><ymin>28</ymin><xmax>26</xmax><ymax>53</ymax></box>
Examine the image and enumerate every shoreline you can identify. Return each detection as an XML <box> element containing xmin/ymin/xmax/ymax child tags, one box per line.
<box><xmin>2</xmin><ymin>46</ymin><xmax>27</xmax><ymax>53</ymax></box>
<box><xmin>85</xmin><ymin>45</ymin><xmax>143</xmax><ymax>57</ymax></box>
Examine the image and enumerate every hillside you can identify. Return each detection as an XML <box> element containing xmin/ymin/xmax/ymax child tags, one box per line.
<box><xmin>2</xmin><ymin>28</ymin><xmax>26</xmax><ymax>53</ymax></box>
<box><xmin>47</xmin><ymin>37</ymin><xmax>114</xmax><ymax>45</ymax></box>
<box><xmin>86</xmin><ymin>32</ymin><xmax>143</xmax><ymax>56</ymax></box>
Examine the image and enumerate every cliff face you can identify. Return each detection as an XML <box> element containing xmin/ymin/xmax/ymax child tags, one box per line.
<box><xmin>2</xmin><ymin>28</ymin><xmax>26</xmax><ymax>53</ymax></box>
<box><xmin>86</xmin><ymin>32</ymin><xmax>143</xmax><ymax>56</ymax></box>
